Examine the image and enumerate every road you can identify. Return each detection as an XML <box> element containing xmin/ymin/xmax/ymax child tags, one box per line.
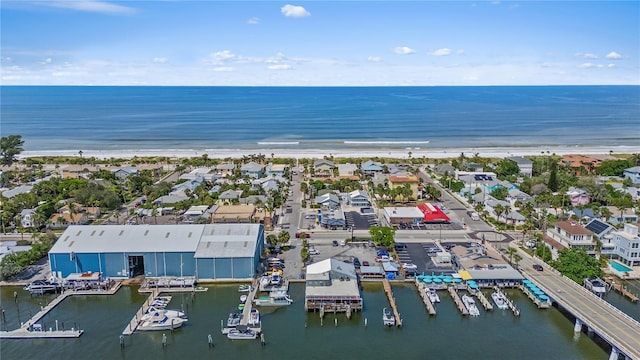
<box><xmin>518</xmin><ymin>250</ymin><xmax>640</xmax><ymax>359</ymax></box>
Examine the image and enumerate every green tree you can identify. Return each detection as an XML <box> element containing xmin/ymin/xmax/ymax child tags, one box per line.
<box><xmin>0</xmin><ymin>135</ymin><xmax>25</xmax><ymax>166</ymax></box>
<box><xmin>495</xmin><ymin>159</ymin><xmax>520</xmax><ymax>178</ymax></box>
<box><xmin>369</xmin><ymin>226</ymin><xmax>395</xmax><ymax>248</ymax></box>
<box><xmin>548</xmin><ymin>161</ymin><xmax>559</xmax><ymax>192</ymax></box>
<box><xmin>551</xmin><ymin>248</ymin><xmax>603</xmax><ymax>283</ymax></box>
<box><xmin>513</xmin><ymin>253</ymin><xmax>523</xmax><ymax>269</ymax></box>
<box><xmin>266</xmin><ymin>234</ymin><xmax>278</xmax><ymax>246</ymax></box>
<box><xmin>505</xmin><ymin>246</ymin><xmax>517</xmax><ymax>264</ymax></box>
<box><xmin>277</xmin><ymin>230</ymin><xmax>290</xmax><ymax>245</ymax></box>
<box><xmin>535</xmin><ymin>242</ymin><xmax>552</xmax><ymax>262</ymax></box>
<box><xmin>490</xmin><ymin>187</ymin><xmax>509</xmax><ymax>200</ymax></box>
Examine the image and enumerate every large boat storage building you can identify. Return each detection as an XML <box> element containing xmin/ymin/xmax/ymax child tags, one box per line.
<box><xmin>48</xmin><ymin>224</ymin><xmax>264</xmax><ymax>280</ymax></box>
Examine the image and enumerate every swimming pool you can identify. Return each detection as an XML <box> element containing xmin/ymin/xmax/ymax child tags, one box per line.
<box><xmin>609</xmin><ymin>260</ymin><xmax>633</xmax><ymax>272</ymax></box>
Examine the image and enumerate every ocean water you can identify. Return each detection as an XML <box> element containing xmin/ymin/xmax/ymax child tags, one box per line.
<box><xmin>1</xmin><ymin>86</ymin><xmax>639</xmax><ymax>153</ymax></box>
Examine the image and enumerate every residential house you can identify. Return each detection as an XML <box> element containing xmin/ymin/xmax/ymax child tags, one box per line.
<box><xmin>252</xmin><ymin>177</ymin><xmax>281</xmax><ymax>193</ymax></box>
<box><xmin>566</xmin><ymin>187</ymin><xmax>590</xmax><ymax>206</ymax></box>
<box><xmin>210</xmin><ymin>204</ymin><xmax>256</xmax><ymax>223</ymax></box>
<box><xmin>507</xmin><ymin>156</ymin><xmax>533</xmax><ymax>177</ymax></box>
<box><xmin>560</xmin><ymin>154</ymin><xmax>604</xmax><ymax>175</ymax></box>
<box><xmin>585</xmin><ymin>218</ymin><xmax>616</xmax><ymax>240</ymax></box>
<box><xmin>184</xmin><ymin>205</ymin><xmax>210</xmax><ymax>220</ymax></box>
<box><xmin>153</xmin><ymin>192</ymin><xmax>190</xmax><ymax>205</ymax></box>
<box><xmin>172</xmin><ymin>177</ymin><xmax>204</xmax><ymax>194</ymax></box>
<box><xmin>569</xmin><ymin>207</ymin><xmax>597</xmax><ymax>222</ymax></box>
<box><xmin>338</xmin><ymin>163</ymin><xmax>358</xmax><ymax>177</ymax></box>
<box><xmin>20</xmin><ymin>209</ymin><xmax>36</xmax><ymax>228</ymax></box>
<box><xmin>240</xmin><ymin>162</ymin><xmax>265</xmax><ymax>178</ymax></box>
<box><xmin>482</xmin><ymin>179</ymin><xmax>517</xmax><ymax>194</ymax></box>
<box><xmin>433</xmin><ymin>164</ymin><xmax>455</xmax><ymax>176</ymax></box>
<box><xmin>135</xmin><ymin>163</ymin><xmax>164</xmax><ymax>178</ymax></box>
<box><xmin>462</xmin><ymin>162</ymin><xmax>484</xmax><ymax>172</ymax></box>
<box><xmin>623</xmin><ymin>166</ymin><xmax>640</xmax><ymax>184</ymax></box>
<box><xmin>2</xmin><ymin>185</ymin><xmax>33</xmax><ymax>199</ymax></box>
<box><xmin>208</xmin><ymin>185</ymin><xmax>222</xmax><ymax>195</ymax></box>
<box><xmin>313</xmin><ymin>159</ymin><xmax>335</xmax><ymax>177</ymax></box>
<box><xmin>240</xmin><ymin>195</ymin><xmax>268</xmax><ymax>206</ymax></box>
<box><xmin>504</xmin><ymin>210</ymin><xmax>526</xmax><ymax>227</ymax></box>
<box><xmin>60</xmin><ymin>165</ymin><xmax>99</xmax><ymax>179</ymax></box>
<box><xmin>607</xmin><ymin>224</ymin><xmax>640</xmax><ymax>267</ymax></box>
<box><xmin>388</xmin><ymin>174</ymin><xmax>420</xmax><ymax>199</ymax></box>
<box><xmin>483</xmin><ymin>196</ymin><xmax>511</xmax><ymax>221</ymax></box>
<box><xmin>544</xmin><ymin>221</ymin><xmax>596</xmax><ymax>259</ymax></box>
<box><xmin>180</xmin><ymin>167</ymin><xmax>216</xmax><ymax>182</ymax></box>
<box><xmin>111</xmin><ymin>166</ymin><xmax>139</xmax><ymax>180</ymax></box>
<box><xmin>219</xmin><ymin>189</ymin><xmax>243</xmax><ymax>202</ymax></box>
<box><xmin>265</xmin><ymin>163</ymin><xmax>288</xmax><ymax>177</ymax></box>
<box><xmin>348</xmin><ymin>190</ymin><xmax>371</xmax><ymax>207</ymax></box>
<box><xmin>215</xmin><ymin>163</ymin><xmax>236</xmax><ymax>178</ymax></box>
<box><xmin>387</xmin><ymin>164</ymin><xmax>411</xmax><ymax>175</ymax></box>
<box><xmin>49</xmin><ymin>212</ymin><xmax>89</xmax><ymax>229</ymax></box>
<box><xmin>83</xmin><ymin>207</ymin><xmax>102</xmax><ymax>219</ymax></box>
<box><xmin>506</xmin><ymin>189</ymin><xmax>532</xmax><ymax>206</ymax></box>
<box><xmin>602</xmin><ymin>206</ymin><xmax>639</xmax><ymax>225</ymax></box>
<box><xmin>361</xmin><ymin>160</ymin><xmax>384</xmax><ymax>175</ymax></box>
<box><xmin>315</xmin><ymin>193</ymin><xmax>340</xmax><ymax>208</ymax></box>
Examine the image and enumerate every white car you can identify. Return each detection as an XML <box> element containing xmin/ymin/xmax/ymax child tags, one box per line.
<box><xmin>309</xmin><ymin>248</ymin><xmax>320</xmax><ymax>255</ymax></box>
<box><xmin>403</xmin><ymin>263</ymin><xmax>418</xmax><ymax>270</ymax></box>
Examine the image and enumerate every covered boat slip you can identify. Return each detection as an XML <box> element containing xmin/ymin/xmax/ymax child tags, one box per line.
<box><xmin>49</xmin><ymin>224</ymin><xmax>264</xmax><ymax>280</ymax></box>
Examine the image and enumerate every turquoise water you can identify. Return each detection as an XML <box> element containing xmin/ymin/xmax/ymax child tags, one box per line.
<box><xmin>609</xmin><ymin>260</ymin><xmax>633</xmax><ymax>272</ymax></box>
<box><xmin>0</xmin><ymin>284</ymin><xmax>610</xmax><ymax>359</ymax></box>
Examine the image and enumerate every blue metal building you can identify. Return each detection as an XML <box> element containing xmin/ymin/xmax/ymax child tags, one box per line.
<box><xmin>49</xmin><ymin>224</ymin><xmax>264</xmax><ymax>280</ymax></box>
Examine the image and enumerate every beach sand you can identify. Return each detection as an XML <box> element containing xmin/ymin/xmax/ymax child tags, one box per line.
<box><xmin>19</xmin><ymin>145</ymin><xmax>640</xmax><ymax>160</ymax></box>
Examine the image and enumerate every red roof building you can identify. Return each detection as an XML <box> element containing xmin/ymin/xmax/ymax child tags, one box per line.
<box><xmin>417</xmin><ymin>203</ymin><xmax>450</xmax><ymax>223</ymax></box>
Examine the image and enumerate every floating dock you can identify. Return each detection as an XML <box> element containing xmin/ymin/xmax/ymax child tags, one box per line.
<box><xmin>415</xmin><ymin>280</ymin><xmax>436</xmax><ymax>316</ymax></box>
<box><xmin>447</xmin><ymin>286</ymin><xmax>469</xmax><ymax>316</ymax></box>
<box><xmin>382</xmin><ymin>278</ymin><xmax>402</xmax><ymax>326</ymax></box>
<box><xmin>122</xmin><ymin>291</ymin><xmax>162</xmax><ymax>335</ymax></box>
<box><xmin>604</xmin><ymin>277</ymin><xmax>639</xmax><ymax>303</ymax></box>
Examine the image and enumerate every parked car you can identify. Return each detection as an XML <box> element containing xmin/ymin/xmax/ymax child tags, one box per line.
<box><xmin>533</xmin><ymin>264</ymin><xmax>544</xmax><ymax>271</ymax></box>
<box><xmin>403</xmin><ymin>263</ymin><xmax>418</xmax><ymax>271</ymax></box>
<box><xmin>309</xmin><ymin>248</ymin><xmax>320</xmax><ymax>255</ymax></box>
<box><xmin>340</xmin><ymin>239</ymin><xmax>346</xmax><ymax>247</ymax></box>
<box><xmin>368</xmin><ymin>241</ymin><xmax>375</xmax><ymax>247</ymax></box>
<box><xmin>295</xmin><ymin>232</ymin><xmax>307</xmax><ymax>238</ymax></box>
<box><xmin>362</xmin><ymin>261</ymin><xmax>370</xmax><ymax>266</ymax></box>
<box><xmin>353</xmin><ymin>257</ymin><xmax>361</xmax><ymax>268</ymax></box>
<box><xmin>332</xmin><ymin>240</ymin><xmax>339</xmax><ymax>247</ymax></box>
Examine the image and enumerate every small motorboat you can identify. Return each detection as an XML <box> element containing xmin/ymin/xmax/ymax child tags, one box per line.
<box><xmin>227</xmin><ymin>325</ymin><xmax>257</xmax><ymax>340</ymax></box>
<box><xmin>248</xmin><ymin>308</ymin><xmax>260</xmax><ymax>327</ymax></box>
<box><xmin>462</xmin><ymin>295</ymin><xmax>480</xmax><ymax>317</ymax></box>
<box><xmin>584</xmin><ymin>278</ymin><xmax>608</xmax><ymax>297</ymax></box>
<box><xmin>383</xmin><ymin>308</ymin><xmax>395</xmax><ymax>326</ymax></box>
<box><xmin>240</xmin><ymin>295</ymin><xmax>248</xmax><ymax>303</ymax></box>
<box><xmin>137</xmin><ymin>313</ymin><xmax>187</xmax><ymax>331</ymax></box>
<box><xmin>227</xmin><ymin>311</ymin><xmax>242</xmax><ymax>328</ymax></box>
<box><xmin>428</xmin><ymin>288</ymin><xmax>440</xmax><ymax>303</ymax></box>
<box><xmin>270</xmin><ymin>273</ymin><xmax>282</xmax><ymax>286</ymax></box>
<box><xmin>23</xmin><ymin>279</ymin><xmax>62</xmax><ymax>294</ymax></box>
<box><xmin>491</xmin><ymin>291</ymin><xmax>509</xmax><ymax>310</ymax></box>
<box><xmin>237</xmin><ymin>303</ymin><xmax>245</xmax><ymax>311</ymax></box>
<box><xmin>238</xmin><ymin>284</ymin><xmax>253</xmax><ymax>292</ymax></box>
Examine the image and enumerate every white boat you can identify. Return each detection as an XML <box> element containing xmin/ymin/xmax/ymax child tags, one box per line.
<box><xmin>144</xmin><ymin>306</ymin><xmax>187</xmax><ymax>319</ymax></box>
<box><xmin>150</xmin><ymin>296</ymin><xmax>172</xmax><ymax>308</ymax></box>
<box><xmin>491</xmin><ymin>291</ymin><xmax>509</xmax><ymax>310</ymax></box>
<box><xmin>240</xmin><ymin>295</ymin><xmax>248</xmax><ymax>303</ymax></box>
<box><xmin>248</xmin><ymin>308</ymin><xmax>260</xmax><ymax>327</ymax></box>
<box><xmin>227</xmin><ymin>311</ymin><xmax>242</xmax><ymax>328</ymax></box>
<box><xmin>227</xmin><ymin>325</ymin><xmax>257</xmax><ymax>340</ymax></box>
<box><xmin>254</xmin><ymin>291</ymin><xmax>293</xmax><ymax>307</ymax></box>
<box><xmin>584</xmin><ymin>278</ymin><xmax>607</xmax><ymax>297</ymax></box>
<box><xmin>462</xmin><ymin>295</ymin><xmax>480</xmax><ymax>317</ymax></box>
<box><xmin>383</xmin><ymin>308</ymin><xmax>395</xmax><ymax>326</ymax></box>
<box><xmin>428</xmin><ymin>288</ymin><xmax>440</xmax><ymax>303</ymax></box>
<box><xmin>270</xmin><ymin>273</ymin><xmax>282</xmax><ymax>286</ymax></box>
<box><xmin>23</xmin><ymin>280</ymin><xmax>62</xmax><ymax>294</ymax></box>
<box><xmin>238</xmin><ymin>284</ymin><xmax>253</xmax><ymax>292</ymax></box>
<box><xmin>137</xmin><ymin>313</ymin><xmax>187</xmax><ymax>331</ymax></box>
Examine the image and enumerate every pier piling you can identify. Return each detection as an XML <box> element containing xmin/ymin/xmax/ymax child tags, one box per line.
<box><xmin>162</xmin><ymin>333</ymin><xmax>167</xmax><ymax>347</ymax></box>
<box><xmin>208</xmin><ymin>334</ymin><xmax>213</xmax><ymax>348</ymax></box>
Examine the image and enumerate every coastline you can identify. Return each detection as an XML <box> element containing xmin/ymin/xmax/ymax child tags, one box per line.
<box><xmin>19</xmin><ymin>144</ymin><xmax>640</xmax><ymax>160</ymax></box>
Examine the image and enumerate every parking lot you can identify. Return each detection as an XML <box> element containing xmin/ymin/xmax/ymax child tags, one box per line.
<box><xmin>395</xmin><ymin>243</ymin><xmax>456</xmax><ymax>275</ymax></box>
<box><xmin>305</xmin><ymin>240</ymin><xmax>378</xmax><ymax>270</ymax></box>
<box><xmin>344</xmin><ymin>211</ymin><xmax>378</xmax><ymax>230</ymax></box>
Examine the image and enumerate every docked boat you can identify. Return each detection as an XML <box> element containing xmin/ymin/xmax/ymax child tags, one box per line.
<box><xmin>238</xmin><ymin>284</ymin><xmax>253</xmax><ymax>292</ymax></box>
<box><xmin>270</xmin><ymin>273</ymin><xmax>282</xmax><ymax>286</ymax></box>
<box><xmin>428</xmin><ymin>288</ymin><xmax>440</xmax><ymax>303</ymax></box>
<box><xmin>253</xmin><ymin>290</ymin><xmax>293</xmax><ymax>307</ymax></box>
<box><xmin>240</xmin><ymin>295</ymin><xmax>248</xmax><ymax>303</ymax></box>
<box><xmin>491</xmin><ymin>291</ymin><xmax>509</xmax><ymax>310</ymax></box>
<box><xmin>383</xmin><ymin>308</ymin><xmax>395</xmax><ymax>326</ymax></box>
<box><xmin>584</xmin><ymin>278</ymin><xmax>607</xmax><ymax>297</ymax></box>
<box><xmin>23</xmin><ymin>279</ymin><xmax>62</xmax><ymax>294</ymax></box>
<box><xmin>227</xmin><ymin>325</ymin><xmax>257</xmax><ymax>340</ymax></box>
<box><xmin>138</xmin><ymin>313</ymin><xmax>187</xmax><ymax>331</ymax></box>
<box><xmin>144</xmin><ymin>306</ymin><xmax>187</xmax><ymax>319</ymax></box>
<box><xmin>150</xmin><ymin>296</ymin><xmax>172</xmax><ymax>308</ymax></box>
<box><xmin>248</xmin><ymin>308</ymin><xmax>260</xmax><ymax>327</ymax></box>
<box><xmin>227</xmin><ymin>310</ymin><xmax>242</xmax><ymax>328</ymax></box>
<box><xmin>462</xmin><ymin>295</ymin><xmax>480</xmax><ymax>316</ymax></box>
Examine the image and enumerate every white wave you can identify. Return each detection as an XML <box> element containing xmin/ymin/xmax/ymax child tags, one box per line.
<box><xmin>257</xmin><ymin>141</ymin><xmax>300</xmax><ymax>145</ymax></box>
<box><xmin>344</xmin><ymin>140</ymin><xmax>430</xmax><ymax>145</ymax></box>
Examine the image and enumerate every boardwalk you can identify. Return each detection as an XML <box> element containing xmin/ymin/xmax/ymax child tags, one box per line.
<box><xmin>382</xmin><ymin>278</ymin><xmax>402</xmax><ymax>326</ymax></box>
<box><xmin>239</xmin><ymin>280</ymin><xmax>260</xmax><ymax>328</ymax></box>
<box><xmin>518</xmin><ymin>250</ymin><xmax>640</xmax><ymax>359</ymax></box>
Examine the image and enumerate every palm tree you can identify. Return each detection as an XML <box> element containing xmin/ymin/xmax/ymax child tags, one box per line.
<box><xmin>494</xmin><ymin>204</ymin><xmax>506</xmax><ymax>224</ymax></box>
<box><xmin>152</xmin><ymin>206</ymin><xmax>159</xmax><ymax>225</ymax></box>
<box><xmin>600</xmin><ymin>206</ymin><xmax>612</xmax><ymax>222</ymax></box>
<box><xmin>506</xmin><ymin>247</ymin><xmax>517</xmax><ymax>264</ymax></box>
<box><xmin>513</xmin><ymin>253</ymin><xmax>522</xmax><ymax>269</ymax></box>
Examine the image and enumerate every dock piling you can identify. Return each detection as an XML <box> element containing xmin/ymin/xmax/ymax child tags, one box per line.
<box><xmin>208</xmin><ymin>334</ymin><xmax>213</xmax><ymax>348</ymax></box>
<box><xmin>364</xmin><ymin>318</ymin><xmax>368</xmax><ymax>327</ymax></box>
<box><xmin>335</xmin><ymin>318</ymin><xmax>338</xmax><ymax>327</ymax></box>
<box><xmin>162</xmin><ymin>333</ymin><xmax>167</xmax><ymax>347</ymax></box>
<box><xmin>260</xmin><ymin>333</ymin><xmax>265</xmax><ymax>346</ymax></box>
<box><xmin>120</xmin><ymin>335</ymin><xmax>125</xmax><ymax>349</ymax></box>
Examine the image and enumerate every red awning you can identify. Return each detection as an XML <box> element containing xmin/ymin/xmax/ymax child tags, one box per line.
<box><xmin>417</xmin><ymin>203</ymin><xmax>450</xmax><ymax>223</ymax></box>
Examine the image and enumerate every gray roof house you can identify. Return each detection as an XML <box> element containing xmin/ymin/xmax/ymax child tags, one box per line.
<box><xmin>433</xmin><ymin>164</ymin><xmax>456</xmax><ymax>176</ymax></box>
<box><xmin>2</xmin><ymin>185</ymin><xmax>34</xmax><ymax>199</ymax></box>
<box><xmin>507</xmin><ymin>156</ymin><xmax>533</xmax><ymax>177</ymax></box>
<box><xmin>20</xmin><ymin>209</ymin><xmax>36</xmax><ymax>228</ymax></box>
<box><xmin>314</xmin><ymin>159</ymin><xmax>335</xmax><ymax>176</ymax></box>
<box><xmin>219</xmin><ymin>189</ymin><xmax>243</xmax><ymax>201</ymax></box>
<box><xmin>215</xmin><ymin>163</ymin><xmax>236</xmax><ymax>177</ymax></box>
<box><xmin>111</xmin><ymin>166</ymin><xmax>139</xmax><ymax>179</ymax></box>
<box><xmin>153</xmin><ymin>192</ymin><xmax>190</xmax><ymax>205</ymax></box>
<box><xmin>348</xmin><ymin>190</ymin><xmax>370</xmax><ymax>207</ymax></box>
<box><xmin>240</xmin><ymin>162</ymin><xmax>265</xmax><ymax>178</ymax></box>
<box><xmin>338</xmin><ymin>163</ymin><xmax>358</xmax><ymax>177</ymax></box>
<box><xmin>315</xmin><ymin>193</ymin><xmax>340</xmax><ymax>207</ymax></box>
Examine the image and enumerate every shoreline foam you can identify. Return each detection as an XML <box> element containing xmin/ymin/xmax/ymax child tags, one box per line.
<box><xmin>19</xmin><ymin>145</ymin><xmax>640</xmax><ymax>160</ymax></box>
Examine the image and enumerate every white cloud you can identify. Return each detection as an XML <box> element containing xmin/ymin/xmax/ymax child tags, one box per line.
<box><xmin>281</xmin><ymin>4</ymin><xmax>310</xmax><ymax>18</ymax></box>
<box><xmin>213</xmin><ymin>67</ymin><xmax>234</xmax><ymax>72</ymax></box>
<box><xmin>605</xmin><ymin>51</ymin><xmax>622</xmax><ymax>60</ymax></box>
<box><xmin>367</xmin><ymin>56</ymin><xmax>382</xmax><ymax>62</ymax></box>
<box><xmin>579</xmin><ymin>63</ymin><xmax>604</xmax><ymax>69</ymax></box>
<box><xmin>393</xmin><ymin>46</ymin><xmax>415</xmax><ymax>55</ymax></box>
<box><xmin>268</xmin><ymin>64</ymin><xmax>292</xmax><ymax>70</ymax></box>
<box><xmin>429</xmin><ymin>48</ymin><xmax>451</xmax><ymax>56</ymax></box>
<box><xmin>2</xmin><ymin>57</ymin><xmax>13</xmax><ymax>63</ymax></box>
<box><xmin>456</xmin><ymin>49</ymin><xmax>465</xmax><ymax>55</ymax></box>
<box><xmin>40</xmin><ymin>57</ymin><xmax>52</xmax><ymax>65</ymax></box>
<box><xmin>41</xmin><ymin>1</ymin><xmax>136</xmax><ymax>15</ymax></box>
<box><xmin>153</xmin><ymin>57</ymin><xmax>168</xmax><ymax>64</ymax></box>
<box><xmin>247</xmin><ymin>17</ymin><xmax>260</xmax><ymax>25</ymax></box>
<box><xmin>608</xmin><ymin>64</ymin><xmax>616</xmax><ymax>68</ymax></box>
<box><xmin>575</xmin><ymin>52</ymin><xmax>598</xmax><ymax>59</ymax></box>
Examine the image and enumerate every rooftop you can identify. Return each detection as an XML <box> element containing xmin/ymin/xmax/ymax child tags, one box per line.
<box><xmin>554</xmin><ymin>221</ymin><xmax>593</xmax><ymax>235</ymax></box>
<box><xmin>384</xmin><ymin>207</ymin><xmax>424</xmax><ymax>218</ymax></box>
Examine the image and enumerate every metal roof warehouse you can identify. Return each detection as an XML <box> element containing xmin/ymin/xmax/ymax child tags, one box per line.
<box><xmin>49</xmin><ymin>224</ymin><xmax>264</xmax><ymax>280</ymax></box>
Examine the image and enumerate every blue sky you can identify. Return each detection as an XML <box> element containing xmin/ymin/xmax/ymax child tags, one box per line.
<box><xmin>1</xmin><ymin>1</ymin><xmax>638</xmax><ymax>85</ymax></box>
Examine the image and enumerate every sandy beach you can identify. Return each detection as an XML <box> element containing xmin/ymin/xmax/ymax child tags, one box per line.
<box><xmin>19</xmin><ymin>144</ymin><xmax>640</xmax><ymax>160</ymax></box>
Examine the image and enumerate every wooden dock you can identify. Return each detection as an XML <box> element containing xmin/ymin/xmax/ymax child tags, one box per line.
<box><xmin>474</xmin><ymin>291</ymin><xmax>493</xmax><ymax>311</ymax></box>
<box><xmin>239</xmin><ymin>280</ymin><xmax>261</xmax><ymax>331</ymax></box>
<box><xmin>415</xmin><ymin>280</ymin><xmax>436</xmax><ymax>316</ymax></box>
<box><xmin>493</xmin><ymin>287</ymin><xmax>520</xmax><ymax>316</ymax></box>
<box><xmin>447</xmin><ymin>286</ymin><xmax>469</xmax><ymax>316</ymax></box>
<box><xmin>382</xmin><ymin>278</ymin><xmax>402</xmax><ymax>326</ymax></box>
<box><xmin>122</xmin><ymin>290</ymin><xmax>160</xmax><ymax>335</ymax></box>
<box><xmin>604</xmin><ymin>277</ymin><xmax>639</xmax><ymax>303</ymax></box>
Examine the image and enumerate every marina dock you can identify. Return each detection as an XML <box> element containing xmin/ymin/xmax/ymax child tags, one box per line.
<box><xmin>520</xmin><ymin>285</ymin><xmax>550</xmax><ymax>309</ymax></box>
<box><xmin>415</xmin><ymin>280</ymin><xmax>436</xmax><ymax>316</ymax></box>
<box><xmin>239</xmin><ymin>280</ymin><xmax>261</xmax><ymax>331</ymax></box>
<box><xmin>122</xmin><ymin>290</ymin><xmax>163</xmax><ymax>335</ymax></box>
<box><xmin>447</xmin><ymin>286</ymin><xmax>469</xmax><ymax>316</ymax></box>
<box><xmin>604</xmin><ymin>277</ymin><xmax>639</xmax><ymax>303</ymax></box>
<box><xmin>493</xmin><ymin>287</ymin><xmax>520</xmax><ymax>316</ymax></box>
<box><xmin>474</xmin><ymin>291</ymin><xmax>493</xmax><ymax>311</ymax></box>
<box><xmin>382</xmin><ymin>278</ymin><xmax>402</xmax><ymax>326</ymax></box>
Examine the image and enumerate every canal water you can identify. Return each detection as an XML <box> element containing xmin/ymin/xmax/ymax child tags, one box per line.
<box><xmin>0</xmin><ymin>281</ymin><xmax>637</xmax><ymax>360</ymax></box>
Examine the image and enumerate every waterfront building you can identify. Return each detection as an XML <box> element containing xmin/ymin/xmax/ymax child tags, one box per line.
<box><xmin>543</xmin><ymin>221</ymin><xmax>596</xmax><ymax>259</ymax></box>
<box><xmin>506</xmin><ymin>156</ymin><xmax>533</xmax><ymax>177</ymax></box>
<box><xmin>608</xmin><ymin>224</ymin><xmax>640</xmax><ymax>267</ymax></box>
<box><xmin>623</xmin><ymin>166</ymin><xmax>640</xmax><ymax>184</ymax></box>
<box><xmin>215</xmin><ymin>163</ymin><xmax>236</xmax><ymax>177</ymax></box>
<box><xmin>48</xmin><ymin>223</ymin><xmax>264</xmax><ymax>280</ymax></box>
<box><xmin>305</xmin><ymin>258</ymin><xmax>363</xmax><ymax>312</ymax></box>
<box><xmin>240</xmin><ymin>162</ymin><xmax>265</xmax><ymax>178</ymax></box>
<box><xmin>361</xmin><ymin>160</ymin><xmax>384</xmax><ymax>175</ymax></box>
<box><xmin>313</xmin><ymin>159</ymin><xmax>335</xmax><ymax>177</ymax></box>
<box><xmin>347</xmin><ymin>190</ymin><xmax>371</xmax><ymax>207</ymax></box>
<box><xmin>265</xmin><ymin>163</ymin><xmax>288</xmax><ymax>177</ymax></box>
<box><xmin>337</xmin><ymin>163</ymin><xmax>358</xmax><ymax>177</ymax></box>
<box><xmin>388</xmin><ymin>174</ymin><xmax>420</xmax><ymax>199</ymax></box>
<box><xmin>110</xmin><ymin>166</ymin><xmax>139</xmax><ymax>180</ymax></box>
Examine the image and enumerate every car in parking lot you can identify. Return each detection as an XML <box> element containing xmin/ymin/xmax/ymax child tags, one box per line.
<box><xmin>533</xmin><ymin>264</ymin><xmax>544</xmax><ymax>271</ymax></box>
<box><xmin>403</xmin><ymin>263</ymin><xmax>418</xmax><ymax>271</ymax></box>
<box><xmin>340</xmin><ymin>239</ymin><xmax>346</xmax><ymax>246</ymax></box>
<box><xmin>353</xmin><ymin>257</ymin><xmax>361</xmax><ymax>268</ymax></box>
<box><xmin>309</xmin><ymin>248</ymin><xmax>320</xmax><ymax>255</ymax></box>
<box><xmin>362</xmin><ymin>261</ymin><xmax>370</xmax><ymax>266</ymax></box>
<box><xmin>332</xmin><ymin>240</ymin><xmax>339</xmax><ymax>247</ymax></box>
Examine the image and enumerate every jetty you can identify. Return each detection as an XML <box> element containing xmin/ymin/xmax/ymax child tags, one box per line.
<box><xmin>122</xmin><ymin>290</ymin><xmax>162</xmax><ymax>335</ymax></box>
<box><xmin>447</xmin><ymin>286</ymin><xmax>468</xmax><ymax>316</ymax></box>
<box><xmin>239</xmin><ymin>280</ymin><xmax>261</xmax><ymax>331</ymax></box>
<box><xmin>474</xmin><ymin>291</ymin><xmax>493</xmax><ymax>311</ymax></box>
<box><xmin>415</xmin><ymin>280</ymin><xmax>436</xmax><ymax>316</ymax></box>
<box><xmin>604</xmin><ymin>277</ymin><xmax>639</xmax><ymax>303</ymax></box>
<box><xmin>382</xmin><ymin>278</ymin><xmax>402</xmax><ymax>326</ymax></box>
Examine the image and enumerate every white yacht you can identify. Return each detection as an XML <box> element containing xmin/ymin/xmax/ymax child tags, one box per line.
<box><xmin>227</xmin><ymin>325</ymin><xmax>257</xmax><ymax>340</ymax></box>
<box><xmin>137</xmin><ymin>313</ymin><xmax>187</xmax><ymax>331</ymax></box>
<box><xmin>584</xmin><ymin>278</ymin><xmax>607</xmax><ymax>297</ymax></box>
<box><xmin>23</xmin><ymin>279</ymin><xmax>62</xmax><ymax>294</ymax></box>
<box><xmin>383</xmin><ymin>308</ymin><xmax>395</xmax><ymax>326</ymax></box>
<box><xmin>144</xmin><ymin>306</ymin><xmax>187</xmax><ymax>319</ymax></box>
<box><xmin>462</xmin><ymin>295</ymin><xmax>480</xmax><ymax>317</ymax></box>
<box><xmin>254</xmin><ymin>291</ymin><xmax>293</xmax><ymax>307</ymax></box>
<box><xmin>428</xmin><ymin>288</ymin><xmax>440</xmax><ymax>303</ymax></box>
<box><xmin>491</xmin><ymin>291</ymin><xmax>509</xmax><ymax>310</ymax></box>
<box><xmin>248</xmin><ymin>308</ymin><xmax>260</xmax><ymax>327</ymax></box>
